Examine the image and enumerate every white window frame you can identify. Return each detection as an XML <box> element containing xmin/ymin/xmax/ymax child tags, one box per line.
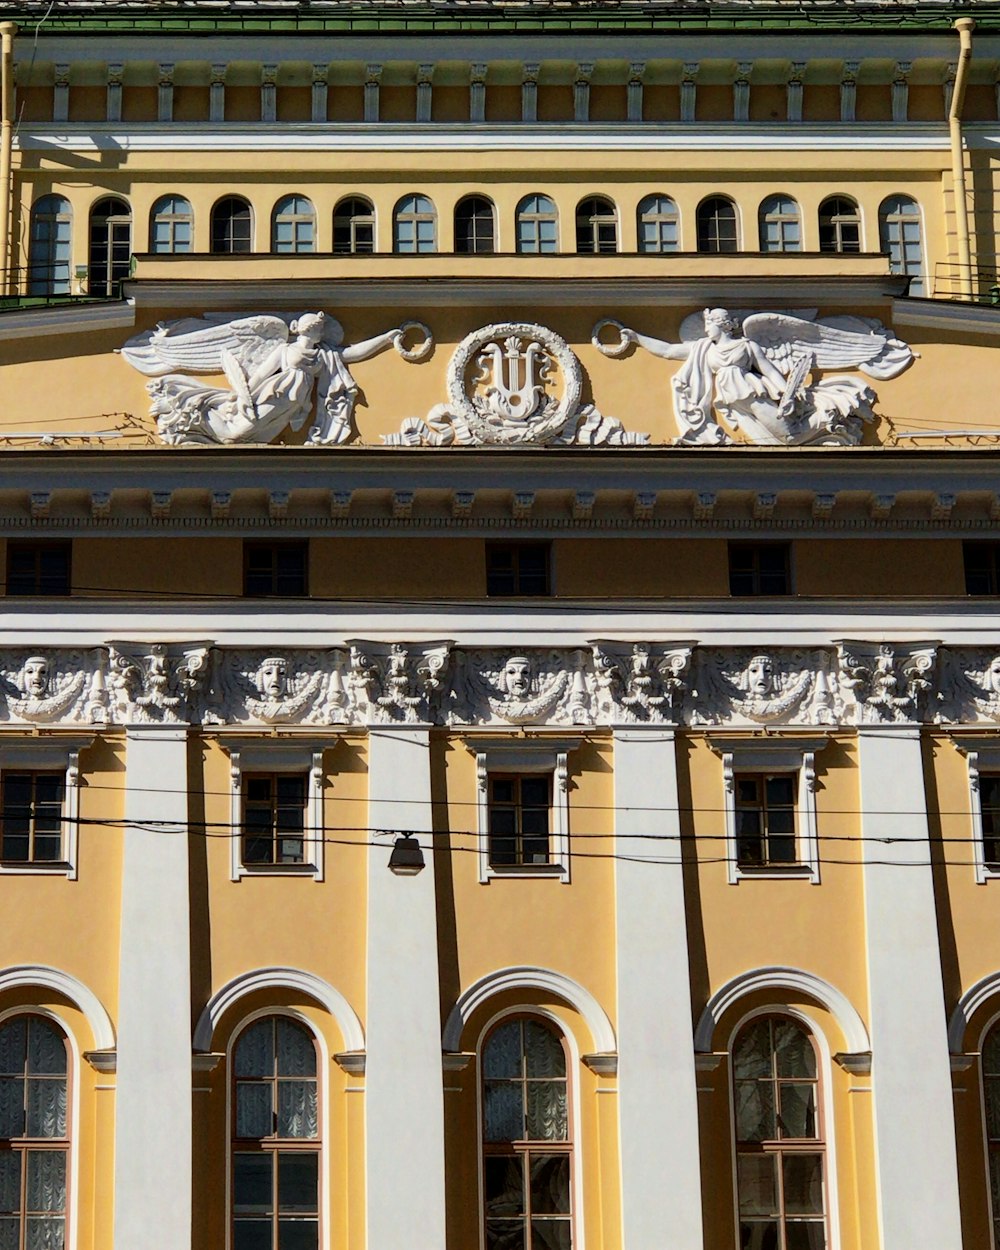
<box><xmin>953</xmin><ymin>737</ymin><xmax>1000</xmax><ymax>884</ymax></box>
<box><xmin>709</xmin><ymin>737</ymin><xmax>828</xmax><ymax>885</ymax></box>
<box><xmin>466</xmin><ymin>737</ymin><xmax>579</xmax><ymax>884</ymax></box>
<box><xmin>0</xmin><ymin>738</ymin><xmax>92</xmax><ymax>880</ymax></box>
<box><xmin>224</xmin><ymin>739</ymin><xmax>328</xmax><ymax>882</ymax></box>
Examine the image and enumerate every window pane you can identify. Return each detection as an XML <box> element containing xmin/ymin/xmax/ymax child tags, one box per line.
<box><xmin>234</xmin><ymin>1153</ymin><xmax>272</xmax><ymax>1214</ymax></box>
<box><xmin>529</xmin><ymin>1155</ymin><xmax>570</xmax><ymax>1214</ymax></box>
<box><xmin>735</xmin><ymin>1080</ymin><xmax>775</xmax><ymax>1142</ymax></box>
<box><xmin>25</xmin><ymin>1218</ymin><xmax>65</xmax><ymax>1250</ymax></box>
<box><xmin>785</xmin><ymin>1222</ymin><xmax>826</xmax><ymax>1250</ymax></box>
<box><xmin>277</xmin><ymin>1152</ymin><xmax>318</xmax><ymax>1212</ymax></box>
<box><xmin>484</xmin><ymin>1082</ymin><xmax>524</xmax><ymax>1142</ymax></box>
<box><xmin>0</xmin><ymin>1152</ymin><xmax>20</xmax><ymax>1214</ymax></box>
<box><xmin>278</xmin><ymin>1222</ymin><xmax>318</xmax><ymax>1250</ymax></box>
<box><xmin>530</xmin><ymin>1219</ymin><xmax>571</xmax><ymax>1250</ymax></box>
<box><xmin>774</xmin><ymin>1022</ymin><xmax>815</xmax><ymax>1078</ymax></box>
<box><xmin>779</xmin><ymin>1083</ymin><xmax>817</xmax><ymax>1139</ymax></box>
<box><xmin>26</xmin><ymin>1079</ymin><xmax>66</xmax><ymax>1138</ymax></box>
<box><xmin>740</xmin><ymin>1220</ymin><xmax>779</xmax><ymax>1250</ymax></box>
<box><xmin>236</xmin><ymin>1083</ymin><xmax>273</xmax><ymax>1140</ymax></box>
<box><xmin>0</xmin><ymin>1081</ymin><xmax>22</xmax><ymax>1138</ymax></box>
<box><xmin>25</xmin><ymin>1152</ymin><xmax>65</xmax><ymax>1212</ymax></box>
<box><xmin>277</xmin><ymin>1081</ymin><xmax>317</xmax><ymax>1139</ymax></box>
<box><xmin>487</xmin><ymin>1221</ymin><xmax>526</xmax><ymax>1250</ymax></box>
<box><xmin>526</xmin><ymin>1082</ymin><xmax>568</xmax><ymax>1142</ymax></box>
<box><xmin>234</xmin><ymin>1222</ymin><xmax>272</xmax><ymax>1250</ymax></box>
<box><xmin>0</xmin><ymin>1022</ymin><xmax>26</xmax><ymax>1076</ymax></box>
<box><xmin>485</xmin><ymin>1156</ymin><xmax>525</xmax><ymax>1216</ymax></box>
<box><xmin>236</xmin><ymin>1021</ymin><xmax>274</xmax><ymax>1077</ymax></box>
<box><xmin>783</xmin><ymin>1154</ymin><xmax>824</xmax><ymax>1215</ymax></box>
<box><xmin>277</xmin><ymin>1021</ymin><xmax>315</xmax><ymax>1078</ymax></box>
<box><xmin>986</xmin><ymin>1074</ymin><xmax>1000</xmax><ymax>1137</ymax></box>
<box><xmin>484</xmin><ymin>1023</ymin><xmax>522</xmax><ymax>1078</ymax></box>
<box><xmin>524</xmin><ymin>1023</ymin><xmax>565</xmax><ymax>1078</ymax></box>
<box><xmin>737</xmin><ymin>1153</ymin><xmax>778</xmax><ymax>1215</ymax></box>
<box><xmin>733</xmin><ymin>1022</ymin><xmax>771</xmax><ymax>1080</ymax></box>
<box><xmin>27</xmin><ymin>1023</ymin><xmax>65</xmax><ymax>1078</ymax></box>
<box><xmin>0</xmin><ymin>1220</ymin><xmax>17</xmax><ymax>1250</ymax></box>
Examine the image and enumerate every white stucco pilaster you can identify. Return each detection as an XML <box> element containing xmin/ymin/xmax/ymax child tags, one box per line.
<box><xmin>113</xmin><ymin>726</ymin><xmax>192</xmax><ymax>1250</ymax></box>
<box><xmin>365</xmin><ymin>726</ymin><xmax>446</xmax><ymax>1250</ymax></box>
<box><xmin>857</xmin><ymin>727</ymin><xmax>962</xmax><ymax>1250</ymax></box>
<box><xmin>613</xmin><ymin>728</ymin><xmax>704</xmax><ymax>1250</ymax></box>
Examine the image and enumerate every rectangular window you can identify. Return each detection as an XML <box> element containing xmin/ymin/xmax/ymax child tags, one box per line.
<box><xmin>486</xmin><ymin>543</ymin><xmax>551</xmax><ymax>597</ymax></box>
<box><xmin>964</xmin><ymin>542</ymin><xmax>1000</xmax><ymax>596</ymax></box>
<box><xmin>244</xmin><ymin>541</ymin><xmax>308</xmax><ymax>598</ymax></box>
<box><xmin>982</xmin><ymin>776</ymin><xmax>1000</xmax><ymax>871</ymax></box>
<box><xmin>5</xmin><ymin>542</ymin><xmax>71</xmax><ymax>597</ymax></box>
<box><xmin>734</xmin><ymin>774</ymin><xmax>798</xmax><ymax>868</ymax></box>
<box><xmin>488</xmin><ymin>774</ymin><xmax>551</xmax><ymax>868</ymax></box>
<box><xmin>729</xmin><ymin>542</ymin><xmax>792</xmax><ymax>597</ymax></box>
<box><xmin>0</xmin><ymin>772</ymin><xmax>66</xmax><ymax>864</ymax></box>
<box><xmin>242</xmin><ymin>774</ymin><xmax>308</xmax><ymax>867</ymax></box>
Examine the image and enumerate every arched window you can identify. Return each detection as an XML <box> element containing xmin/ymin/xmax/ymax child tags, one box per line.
<box><xmin>818</xmin><ymin>196</ymin><xmax>861</xmax><ymax>254</ymax></box>
<box><xmin>575</xmin><ymin>195</ymin><xmax>617</xmax><ymax>254</ymax></box>
<box><xmin>211</xmin><ymin>196</ymin><xmax>253</xmax><ymax>254</ymax></box>
<box><xmin>232</xmin><ymin>1016</ymin><xmax>320</xmax><ymax>1250</ymax></box>
<box><xmin>88</xmin><ymin>195</ymin><xmax>131</xmax><ymax>296</ymax></box>
<box><xmin>455</xmin><ymin>196</ymin><xmax>496</xmax><ymax>254</ymax></box>
<box><xmin>272</xmin><ymin>195</ymin><xmax>316</xmax><ymax>254</ymax></box>
<box><xmin>983</xmin><ymin>1022</ymin><xmax>1000</xmax><ymax>1247</ymax></box>
<box><xmin>879</xmin><ymin>194</ymin><xmax>924</xmax><ymax>294</ymax></box>
<box><xmin>733</xmin><ymin>1016</ymin><xmax>827</xmax><ymax>1250</ymax></box>
<box><xmin>393</xmin><ymin>194</ymin><xmax>436</xmax><ymax>254</ymax></box>
<box><xmin>333</xmin><ymin>197</ymin><xmax>375</xmax><ymax>254</ymax></box>
<box><xmin>516</xmin><ymin>195</ymin><xmax>558</xmax><ymax>254</ymax></box>
<box><xmin>28</xmin><ymin>196</ymin><xmax>72</xmax><ymax>295</ymax></box>
<box><xmin>759</xmin><ymin>195</ymin><xmax>802</xmax><ymax>253</ymax></box>
<box><xmin>0</xmin><ymin>1015</ymin><xmax>70</xmax><ymax>1250</ymax></box>
<box><xmin>481</xmin><ymin>1016</ymin><xmax>572</xmax><ymax>1249</ymax></box>
<box><xmin>696</xmin><ymin>196</ymin><xmax>738</xmax><ymax>253</ymax></box>
<box><xmin>150</xmin><ymin>195</ymin><xmax>193</xmax><ymax>254</ymax></box>
<box><xmin>637</xmin><ymin>194</ymin><xmax>679</xmax><ymax>254</ymax></box>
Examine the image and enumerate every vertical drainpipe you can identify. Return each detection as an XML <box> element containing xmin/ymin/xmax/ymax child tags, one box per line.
<box><xmin>949</xmin><ymin>17</ymin><xmax>976</xmax><ymax>300</ymax></box>
<box><xmin>0</xmin><ymin>23</ymin><xmax>16</xmax><ymax>296</ymax></box>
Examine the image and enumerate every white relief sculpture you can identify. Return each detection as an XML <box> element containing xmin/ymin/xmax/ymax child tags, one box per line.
<box><xmin>934</xmin><ymin>650</ymin><xmax>1000</xmax><ymax>724</ymax></box>
<box><xmin>347</xmin><ymin>642</ymin><xmax>452</xmax><ymax>724</ymax></box>
<box><xmin>693</xmin><ymin>649</ymin><xmax>837</xmax><ymax>725</ymax></box>
<box><xmin>107</xmin><ymin>642</ymin><xmax>211</xmax><ymax>724</ymax></box>
<box><xmin>122</xmin><ymin>311</ymin><xmax>432</xmax><ymax>447</ymax></box>
<box><xmin>837</xmin><ymin>641</ymin><xmax>937</xmax><ymax>724</ymax></box>
<box><xmin>450</xmin><ymin>650</ymin><xmax>592</xmax><ymax>725</ymax></box>
<box><xmin>207</xmin><ymin>650</ymin><xmax>350</xmax><ymax>726</ymax></box>
<box><xmin>384</xmin><ymin>322</ymin><xmax>648</xmax><ymax>447</ymax></box>
<box><xmin>593</xmin><ymin>307</ymin><xmax>915</xmax><ymax>446</ymax></box>
<box><xmin>590</xmin><ymin>641</ymin><xmax>691</xmax><ymax>724</ymax></box>
<box><xmin>0</xmin><ymin>651</ymin><xmax>106</xmax><ymax>724</ymax></box>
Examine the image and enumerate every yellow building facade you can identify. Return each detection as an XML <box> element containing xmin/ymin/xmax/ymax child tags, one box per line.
<box><xmin>2</xmin><ymin>2</ymin><xmax>1000</xmax><ymax>1249</ymax></box>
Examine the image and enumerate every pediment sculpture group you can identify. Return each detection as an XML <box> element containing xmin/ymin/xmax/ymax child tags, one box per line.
<box><xmin>121</xmin><ymin>305</ymin><xmax>916</xmax><ymax>450</ymax></box>
<box><xmin>4</xmin><ymin>640</ymin><xmax>999</xmax><ymax>729</ymax></box>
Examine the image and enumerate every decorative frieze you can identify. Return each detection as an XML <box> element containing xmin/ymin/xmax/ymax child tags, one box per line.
<box><xmin>12</xmin><ymin>640</ymin><xmax>1000</xmax><ymax>731</ymax></box>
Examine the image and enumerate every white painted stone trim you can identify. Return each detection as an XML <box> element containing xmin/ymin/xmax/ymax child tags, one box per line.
<box><xmin>193</xmin><ymin>967</ymin><xmax>364</xmax><ymax>1053</ymax></box>
<box><xmin>220</xmin><ymin>739</ymin><xmax>328</xmax><ymax>882</ymax></box>
<box><xmin>466</xmin><ymin>738</ymin><xmax>579</xmax><ymax>883</ymax></box>
<box><xmin>694</xmin><ymin>966</ymin><xmax>870</xmax><ymax>1055</ymax></box>
<box><xmin>948</xmin><ymin>970</ymin><xmax>1000</xmax><ymax>1054</ymax></box>
<box><xmin>949</xmin><ymin>736</ymin><xmax>1000</xmax><ymax>885</ymax></box>
<box><xmin>0</xmin><ymin>964</ymin><xmax>115</xmax><ymax>1050</ymax></box>
<box><xmin>708</xmin><ymin>737</ymin><xmax>829</xmax><ymax>884</ymax></box>
<box><xmin>0</xmin><ymin>738</ymin><xmax>92</xmax><ymax>880</ymax></box>
<box><xmin>443</xmin><ymin>965</ymin><xmax>615</xmax><ymax>1054</ymax></box>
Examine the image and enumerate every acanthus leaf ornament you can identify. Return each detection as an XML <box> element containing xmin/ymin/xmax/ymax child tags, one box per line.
<box><xmin>593</xmin><ymin>307</ymin><xmax>915</xmax><ymax>447</ymax></box>
<box><xmin>590</xmin><ymin>641</ymin><xmax>692</xmax><ymax>724</ymax></box>
<box><xmin>347</xmin><ymin>642</ymin><xmax>452</xmax><ymax>724</ymax></box>
<box><xmin>107</xmin><ymin>642</ymin><xmax>211</xmax><ymax>724</ymax></box>
<box><xmin>935</xmin><ymin>649</ymin><xmax>1000</xmax><ymax>724</ymax></box>
<box><xmin>385</xmin><ymin>322</ymin><xmax>648</xmax><ymax>448</ymax></box>
<box><xmin>449</xmin><ymin>650</ymin><xmax>593</xmax><ymax>726</ymax></box>
<box><xmin>121</xmin><ymin>311</ymin><xmax>432</xmax><ymax>447</ymax></box>
<box><xmin>836</xmin><ymin>641</ymin><xmax>938</xmax><ymax>724</ymax></box>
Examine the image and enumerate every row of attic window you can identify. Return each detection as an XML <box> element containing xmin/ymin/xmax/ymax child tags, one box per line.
<box><xmin>27</xmin><ymin>191</ymin><xmax>926</xmax><ymax>295</ymax></box>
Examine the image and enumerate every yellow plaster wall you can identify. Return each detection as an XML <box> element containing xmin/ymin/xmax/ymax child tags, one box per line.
<box><xmin>794</xmin><ymin>540</ymin><xmax>967</xmax><ymax>597</ymax></box>
<box><xmin>554</xmin><ymin>538</ymin><xmax>729</xmax><ymax>597</ymax></box>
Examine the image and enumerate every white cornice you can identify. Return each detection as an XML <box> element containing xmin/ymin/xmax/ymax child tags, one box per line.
<box><xmin>13</xmin><ymin>121</ymin><xmax>953</xmax><ymax>154</ymax></box>
<box><xmin>0</xmin><ymin>300</ymin><xmax>135</xmax><ymax>341</ymax></box>
<box><xmin>891</xmin><ymin>296</ymin><xmax>1000</xmax><ymax>336</ymax></box>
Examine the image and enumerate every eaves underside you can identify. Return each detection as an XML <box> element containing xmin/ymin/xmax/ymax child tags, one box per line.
<box><xmin>0</xmin><ymin>1</ymin><xmax>996</xmax><ymax>35</ymax></box>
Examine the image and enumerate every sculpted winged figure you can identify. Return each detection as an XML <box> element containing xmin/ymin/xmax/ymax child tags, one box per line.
<box><xmin>593</xmin><ymin>306</ymin><xmax>915</xmax><ymax>446</ymax></box>
<box><xmin>122</xmin><ymin>310</ymin><xmax>431</xmax><ymax>446</ymax></box>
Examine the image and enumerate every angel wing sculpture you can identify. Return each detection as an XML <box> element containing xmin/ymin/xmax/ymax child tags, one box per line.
<box><xmin>593</xmin><ymin>307</ymin><xmax>915</xmax><ymax>446</ymax></box>
<box><xmin>121</xmin><ymin>311</ymin><xmax>432</xmax><ymax>446</ymax></box>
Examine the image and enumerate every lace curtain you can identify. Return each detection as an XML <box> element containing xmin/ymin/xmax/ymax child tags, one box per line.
<box><xmin>234</xmin><ymin>1017</ymin><xmax>318</xmax><ymax>1141</ymax></box>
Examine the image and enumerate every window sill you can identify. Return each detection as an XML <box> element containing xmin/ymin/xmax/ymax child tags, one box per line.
<box><xmin>236</xmin><ymin>863</ymin><xmax>319</xmax><ymax>879</ymax></box>
<box><xmin>486</xmin><ymin>862</ymin><xmax>568</xmax><ymax>882</ymax></box>
<box><xmin>734</xmin><ymin>863</ymin><xmax>816</xmax><ymax>882</ymax></box>
<box><xmin>0</xmin><ymin>861</ymin><xmax>72</xmax><ymax>875</ymax></box>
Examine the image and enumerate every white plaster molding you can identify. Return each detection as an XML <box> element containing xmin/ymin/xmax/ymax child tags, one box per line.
<box><xmin>333</xmin><ymin>1051</ymin><xmax>366</xmax><ymax>1075</ymax></box>
<box><xmin>590</xmin><ymin>641</ymin><xmax>692</xmax><ymax>725</ymax></box>
<box><xmin>948</xmin><ymin>971</ymin><xmax>1000</xmax><ymax>1053</ymax></box>
<box><xmin>347</xmin><ymin>640</ymin><xmax>452</xmax><ymax>724</ymax></box>
<box><xmin>14</xmin><ymin>121</ymin><xmax>954</xmax><ymax>154</ymax></box>
<box><xmin>0</xmin><ymin>737</ymin><xmax>94</xmax><ymax>881</ymax></box>
<box><xmin>107</xmin><ymin>640</ymin><xmax>211</xmax><ymax>724</ymax></box>
<box><xmin>0</xmin><ymin>965</ymin><xmax>115</xmax><ymax>1050</ymax></box>
<box><xmin>450</xmin><ymin>648</ymin><xmax>592</xmax><ymax>726</ymax></box>
<box><xmin>0</xmin><ymin>300</ymin><xmax>135</xmax><ymax>342</ymax></box>
<box><xmin>836</xmin><ymin>640</ymin><xmax>939</xmax><ymax>724</ymax></box>
<box><xmin>207</xmin><ymin>648</ymin><xmax>350</xmax><ymax>726</ymax></box>
<box><xmin>693</xmin><ymin>647</ymin><xmax>838</xmax><ymax>727</ymax></box>
<box><xmin>947</xmin><ymin>734</ymin><xmax>1000</xmax><ymax>884</ymax></box>
<box><xmin>693</xmin><ymin>967</ymin><xmax>869</xmax><ymax>1054</ymax></box>
<box><xmin>193</xmin><ymin>968</ymin><xmax>364</xmax><ymax>1053</ymax></box>
<box><xmin>443</xmin><ymin>966</ymin><xmax>616</xmax><ymax>1053</ymax></box>
<box><xmin>833</xmin><ymin>1051</ymin><xmax>873</xmax><ymax>1075</ymax></box>
<box><xmin>581</xmin><ymin>1053</ymin><xmax>618</xmax><ymax>1075</ymax></box>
